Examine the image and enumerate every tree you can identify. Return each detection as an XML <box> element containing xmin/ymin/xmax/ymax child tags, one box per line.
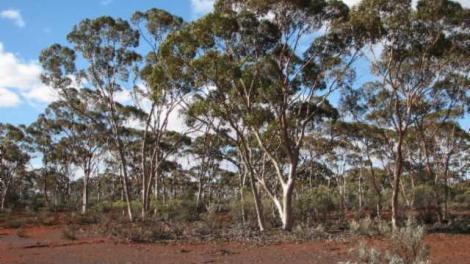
<box><xmin>348</xmin><ymin>0</ymin><xmax>469</xmax><ymax>228</ymax></box>
<box><xmin>40</xmin><ymin>17</ymin><xmax>142</xmax><ymax>221</ymax></box>
<box><xmin>156</xmin><ymin>0</ymin><xmax>357</xmax><ymax>230</ymax></box>
<box><xmin>43</xmin><ymin>99</ymin><xmax>105</xmax><ymax>214</ymax></box>
<box><xmin>131</xmin><ymin>8</ymin><xmax>187</xmax><ymax>219</ymax></box>
<box><xmin>0</xmin><ymin>124</ymin><xmax>30</xmax><ymax>211</ymax></box>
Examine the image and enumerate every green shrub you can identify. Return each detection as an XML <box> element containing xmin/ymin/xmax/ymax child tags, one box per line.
<box><xmin>413</xmin><ymin>184</ymin><xmax>441</xmax><ymax>224</ymax></box>
<box><xmin>38</xmin><ymin>212</ymin><xmax>59</xmax><ymax>226</ymax></box>
<box><xmin>69</xmin><ymin>212</ymin><xmax>100</xmax><ymax>225</ymax></box>
<box><xmin>453</xmin><ymin>191</ymin><xmax>470</xmax><ymax>209</ymax></box>
<box><xmin>6</xmin><ymin>219</ymin><xmax>23</xmax><ymax>228</ymax></box>
<box><xmin>155</xmin><ymin>198</ymin><xmax>199</xmax><ymax>222</ymax></box>
<box><xmin>295</xmin><ymin>185</ymin><xmax>338</xmax><ymax>223</ymax></box>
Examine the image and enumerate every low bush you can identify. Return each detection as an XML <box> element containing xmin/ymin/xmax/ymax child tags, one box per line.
<box><xmin>155</xmin><ymin>198</ymin><xmax>199</xmax><ymax>222</ymax></box>
<box><xmin>349</xmin><ymin>217</ymin><xmax>390</xmax><ymax>236</ymax></box>
<box><xmin>5</xmin><ymin>219</ymin><xmax>23</xmax><ymax>229</ymax></box>
<box><xmin>413</xmin><ymin>184</ymin><xmax>441</xmax><ymax>224</ymax></box>
<box><xmin>342</xmin><ymin>219</ymin><xmax>430</xmax><ymax>264</ymax></box>
<box><xmin>295</xmin><ymin>185</ymin><xmax>338</xmax><ymax>224</ymax></box>
<box><xmin>62</xmin><ymin>225</ymin><xmax>79</xmax><ymax>240</ymax></box>
<box><xmin>16</xmin><ymin>227</ymin><xmax>28</xmax><ymax>237</ymax></box>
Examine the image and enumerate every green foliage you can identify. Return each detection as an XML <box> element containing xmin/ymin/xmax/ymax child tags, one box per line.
<box><xmin>296</xmin><ymin>185</ymin><xmax>338</xmax><ymax>223</ymax></box>
<box><xmin>155</xmin><ymin>197</ymin><xmax>199</xmax><ymax>222</ymax></box>
<box><xmin>453</xmin><ymin>191</ymin><xmax>470</xmax><ymax>208</ymax></box>
<box><xmin>230</xmin><ymin>192</ymin><xmax>275</xmax><ymax>229</ymax></box>
<box><xmin>413</xmin><ymin>184</ymin><xmax>441</xmax><ymax>224</ymax></box>
<box><xmin>5</xmin><ymin>219</ymin><xmax>23</xmax><ymax>229</ymax></box>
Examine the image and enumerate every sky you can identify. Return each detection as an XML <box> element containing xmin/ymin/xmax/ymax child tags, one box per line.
<box><xmin>0</xmin><ymin>0</ymin><xmax>469</xmax><ymax>130</ymax></box>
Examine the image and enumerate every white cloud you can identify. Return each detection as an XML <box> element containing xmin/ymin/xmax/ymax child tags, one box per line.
<box><xmin>0</xmin><ymin>9</ymin><xmax>25</xmax><ymax>28</ymax></box>
<box><xmin>0</xmin><ymin>88</ymin><xmax>21</xmax><ymax>108</ymax></box>
<box><xmin>191</xmin><ymin>0</ymin><xmax>215</xmax><ymax>16</ymax></box>
<box><xmin>0</xmin><ymin>42</ymin><xmax>57</xmax><ymax>106</ymax></box>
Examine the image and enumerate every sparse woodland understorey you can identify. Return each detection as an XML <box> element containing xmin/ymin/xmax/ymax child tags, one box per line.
<box><xmin>1</xmin><ymin>0</ymin><xmax>469</xmax><ymax>238</ymax></box>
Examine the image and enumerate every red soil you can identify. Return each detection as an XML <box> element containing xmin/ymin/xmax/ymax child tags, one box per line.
<box><xmin>1</xmin><ymin>225</ymin><xmax>469</xmax><ymax>264</ymax></box>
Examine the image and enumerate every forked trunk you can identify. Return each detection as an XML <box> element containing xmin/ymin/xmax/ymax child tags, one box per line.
<box><xmin>272</xmin><ymin>179</ymin><xmax>295</xmax><ymax>231</ymax></box>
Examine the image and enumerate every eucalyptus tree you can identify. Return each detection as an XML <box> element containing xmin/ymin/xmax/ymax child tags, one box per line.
<box><xmin>156</xmin><ymin>0</ymin><xmax>357</xmax><ymax>230</ymax></box>
<box><xmin>0</xmin><ymin>124</ymin><xmax>30</xmax><ymax>211</ymax></box>
<box><xmin>330</xmin><ymin>121</ymin><xmax>388</xmax><ymax>216</ymax></box>
<box><xmin>131</xmin><ymin>8</ymin><xmax>188</xmax><ymax>219</ymax></box>
<box><xmin>189</xmin><ymin>132</ymin><xmax>225</xmax><ymax>208</ymax></box>
<box><xmin>27</xmin><ymin>115</ymin><xmax>57</xmax><ymax>207</ymax></box>
<box><xmin>40</xmin><ymin>17</ymin><xmax>142</xmax><ymax>221</ymax></box>
<box><xmin>405</xmin><ymin>121</ymin><xmax>470</xmax><ymax>220</ymax></box>
<box><xmin>43</xmin><ymin>99</ymin><xmax>106</xmax><ymax>214</ymax></box>
<box><xmin>348</xmin><ymin>0</ymin><xmax>469</xmax><ymax>228</ymax></box>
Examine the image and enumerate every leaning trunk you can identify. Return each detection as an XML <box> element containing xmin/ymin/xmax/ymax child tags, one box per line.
<box><xmin>249</xmin><ymin>171</ymin><xmax>265</xmax><ymax>232</ymax></box>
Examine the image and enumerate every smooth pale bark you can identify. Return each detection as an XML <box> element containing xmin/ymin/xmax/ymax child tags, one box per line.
<box><xmin>264</xmin><ymin>175</ymin><xmax>295</xmax><ymax>231</ymax></box>
<box><xmin>81</xmin><ymin>172</ymin><xmax>88</xmax><ymax>214</ymax></box>
<box><xmin>197</xmin><ymin>183</ymin><xmax>203</xmax><ymax>207</ymax></box>
<box><xmin>249</xmin><ymin>172</ymin><xmax>265</xmax><ymax>232</ymax></box>
<box><xmin>0</xmin><ymin>194</ymin><xmax>5</xmax><ymax>211</ymax></box>
<box><xmin>0</xmin><ymin>173</ymin><xmax>12</xmax><ymax>211</ymax></box>
<box><xmin>280</xmin><ymin>180</ymin><xmax>295</xmax><ymax>230</ymax></box>
<box><xmin>239</xmin><ymin>171</ymin><xmax>247</xmax><ymax>225</ymax></box>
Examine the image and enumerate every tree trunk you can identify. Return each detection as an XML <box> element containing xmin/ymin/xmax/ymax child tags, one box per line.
<box><xmin>281</xmin><ymin>179</ymin><xmax>294</xmax><ymax>230</ymax></box>
<box><xmin>117</xmin><ymin>156</ymin><xmax>133</xmax><ymax>221</ymax></box>
<box><xmin>249</xmin><ymin>172</ymin><xmax>265</xmax><ymax>232</ymax></box>
<box><xmin>81</xmin><ymin>168</ymin><xmax>89</xmax><ymax>214</ymax></box>
<box><xmin>196</xmin><ymin>177</ymin><xmax>203</xmax><ymax>208</ymax></box>
<box><xmin>0</xmin><ymin>191</ymin><xmax>6</xmax><ymax>211</ymax></box>
<box><xmin>239</xmin><ymin>172</ymin><xmax>246</xmax><ymax>225</ymax></box>
<box><xmin>391</xmin><ymin>134</ymin><xmax>404</xmax><ymax>230</ymax></box>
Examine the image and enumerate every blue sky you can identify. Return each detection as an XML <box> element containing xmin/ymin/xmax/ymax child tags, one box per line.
<box><xmin>0</xmin><ymin>0</ymin><xmax>468</xmax><ymax>130</ymax></box>
<box><xmin>0</xmin><ymin>0</ymin><xmax>215</xmax><ymax>125</ymax></box>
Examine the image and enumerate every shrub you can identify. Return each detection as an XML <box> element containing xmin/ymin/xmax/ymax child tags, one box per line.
<box><xmin>38</xmin><ymin>212</ymin><xmax>59</xmax><ymax>226</ymax></box>
<box><xmin>349</xmin><ymin>217</ymin><xmax>392</xmax><ymax>237</ymax></box>
<box><xmin>62</xmin><ymin>225</ymin><xmax>78</xmax><ymax>240</ymax></box>
<box><xmin>155</xmin><ymin>198</ymin><xmax>199</xmax><ymax>222</ymax></box>
<box><xmin>342</xmin><ymin>219</ymin><xmax>430</xmax><ymax>264</ymax></box>
<box><xmin>389</xmin><ymin>219</ymin><xmax>430</xmax><ymax>264</ymax></box>
<box><xmin>68</xmin><ymin>212</ymin><xmax>100</xmax><ymax>225</ymax></box>
<box><xmin>5</xmin><ymin>219</ymin><xmax>23</xmax><ymax>229</ymax></box>
<box><xmin>16</xmin><ymin>227</ymin><xmax>28</xmax><ymax>238</ymax></box>
<box><xmin>452</xmin><ymin>191</ymin><xmax>470</xmax><ymax>209</ymax></box>
<box><xmin>295</xmin><ymin>185</ymin><xmax>338</xmax><ymax>224</ymax></box>
<box><xmin>413</xmin><ymin>184</ymin><xmax>441</xmax><ymax>224</ymax></box>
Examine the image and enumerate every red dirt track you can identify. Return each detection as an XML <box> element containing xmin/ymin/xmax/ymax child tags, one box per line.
<box><xmin>1</xmin><ymin>225</ymin><xmax>469</xmax><ymax>264</ymax></box>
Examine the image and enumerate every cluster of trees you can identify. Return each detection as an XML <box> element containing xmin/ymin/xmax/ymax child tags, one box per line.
<box><xmin>1</xmin><ymin>0</ymin><xmax>468</xmax><ymax>231</ymax></box>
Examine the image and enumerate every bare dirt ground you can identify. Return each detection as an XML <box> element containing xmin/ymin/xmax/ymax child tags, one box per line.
<box><xmin>1</xmin><ymin>225</ymin><xmax>470</xmax><ymax>264</ymax></box>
